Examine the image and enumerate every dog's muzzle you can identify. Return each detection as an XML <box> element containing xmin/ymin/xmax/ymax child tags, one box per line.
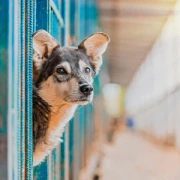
<box><xmin>80</xmin><ymin>84</ymin><xmax>93</xmax><ymax>96</ymax></box>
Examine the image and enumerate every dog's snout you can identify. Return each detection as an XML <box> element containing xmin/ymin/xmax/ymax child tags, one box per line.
<box><xmin>80</xmin><ymin>84</ymin><xmax>93</xmax><ymax>96</ymax></box>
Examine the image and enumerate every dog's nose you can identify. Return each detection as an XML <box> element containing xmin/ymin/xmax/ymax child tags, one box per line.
<box><xmin>80</xmin><ymin>85</ymin><xmax>93</xmax><ymax>96</ymax></box>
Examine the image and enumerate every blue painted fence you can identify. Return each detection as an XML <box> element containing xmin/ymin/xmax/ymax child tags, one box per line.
<box><xmin>0</xmin><ymin>0</ymin><xmax>109</xmax><ymax>179</ymax></box>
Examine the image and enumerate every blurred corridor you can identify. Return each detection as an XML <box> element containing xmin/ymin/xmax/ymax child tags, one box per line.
<box><xmin>98</xmin><ymin>1</ymin><xmax>180</xmax><ymax>179</ymax></box>
<box><xmin>99</xmin><ymin>0</ymin><xmax>180</xmax><ymax>151</ymax></box>
<box><xmin>100</xmin><ymin>130</ymin><xmax>180</xmax><ymax>180</ymax></box>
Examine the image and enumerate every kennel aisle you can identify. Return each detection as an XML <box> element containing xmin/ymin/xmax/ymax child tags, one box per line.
<box><xmin>100</xmin><ymin>130</ymin><xmax>180</xmax><ymax>180</ymax></box>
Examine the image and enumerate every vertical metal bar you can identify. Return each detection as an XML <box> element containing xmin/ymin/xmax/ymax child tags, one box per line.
<box><xmin>17</xmin><ymin>0</ymin><xmax>24</xmax><ymax>178</ymax></box>
<box><xmin>69</xmin><ymin>118</ymin><xmax>74</xmax><ymax>180</ymax></box>
<box><xmin>60</xmin><ymin>138</ymin><xmax>65</xmax><ymax>180</ymax></box>
<box><xmin>20</xmin><ymin>0</ymin><xmax>26</xmax><ymax>178</ymax></box>
<box><xmin>73</xmin><ymin>113</ymin><xmax>80</xmax><ymax>179</ymax></box>
<box><xmin>47</xmin><ymin>154</ymin><xmax>52</xmax><ymax>180</ymax></box>
<box><xmin>36</xmin><ymin>0</ymin><xmax>49</xmax><ymax>31</ymax></box>
<box><xmin>80</xmin><ymin>109</ymin><xmax>85</xmax><ymax>170</ymax></box>
<box><xmin>76</xmin><ymin>0</ymin><xmax>80</xmax><ymax>42</ymax></box>
<box><xmin>8</xmin><ymin>0</ymin><xmax>20</xmax><ymax>179</ymax></box>
<box><xmin>25</xmin><ymin>0</ymin><xmax>35</xmax><ymax>178</ymax></box>
<box><xmin>63</xmin><ymin>0</ymin><xmax>69</xmax><ymax>46</ymax></box>
<box><xmin>56</xmin><ymin>146</ymin><xmax>61</xmax><ymax>180</ymax></box>
<box><xmin>65</xmin><ymin>126</ymin><xmax>69</xmax><ymax>180</ymax></box>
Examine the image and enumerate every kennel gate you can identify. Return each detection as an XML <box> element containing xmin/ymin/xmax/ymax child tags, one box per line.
<box><xmin>0</xmin><ymin>0</ymin><xmax>103</xmax><ymax>179</ymax></box>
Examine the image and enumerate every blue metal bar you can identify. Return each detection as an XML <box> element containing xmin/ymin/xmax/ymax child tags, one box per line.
<box><xmin>25</xmin><ymin>0</ymin><xmax>35</xmax><ymax>178</ymax></box>
<box><xmin>50</xmin><ymin>0</ymin><xmax>64</xmax><ymax>27</ymax></box>
<box><xmin>73</xmin><ymin>111</ymin><xmax>81</xmax><ymax>179</ymax></box>
<box><xmin>69</xmin><ymin>118</ymin><xmax>74</xmax><ymax>180</ymax></box>
<box><xmin>20</xmin><ymin>0</ymin><xmax>26</xmax><ymax>178</ymax></box>
<box><xmin>36</xmin><ymin>0</ymin><xmax>50</xmax><ymax>31</ymax></box>
<box><xmin>60</xmin><ymin>136</ymin><xmax>65</xmax><ymax>180</ymax></box>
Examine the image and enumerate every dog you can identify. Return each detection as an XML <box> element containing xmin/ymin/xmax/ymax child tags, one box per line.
<box><xmin>33</xmin><ymin>30</ymin><xmax>110</xmax><ymax>166</ymax></box>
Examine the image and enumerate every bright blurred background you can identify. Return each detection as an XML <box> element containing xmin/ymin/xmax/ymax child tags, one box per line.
<box><xmin>97</xmin><ymin>0</ymin><xmax>180</xmax><ymax>179</ymax></box>
<box><xmin>99</xmin><ymin>0</ymin><xmax>180</xmax><ymax>147</ymax></box>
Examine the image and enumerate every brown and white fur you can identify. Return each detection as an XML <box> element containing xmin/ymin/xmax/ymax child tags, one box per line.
<box><xmin>33</xmin><ymin>30</ymin><xmax>110</xmax><ymax>166</ymax></box>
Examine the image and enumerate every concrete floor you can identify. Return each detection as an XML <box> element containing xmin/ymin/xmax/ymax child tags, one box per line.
<box><xmin>100</xmin><ymin>131</ymin><xmax>180</xmax><ymax>180</ymax></box>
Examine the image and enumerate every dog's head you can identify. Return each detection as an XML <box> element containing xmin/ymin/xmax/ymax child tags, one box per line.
<box><xmin>33</xmin><ymin>30</ymin><xmax>110</xmax><ymax>105</ymax></box>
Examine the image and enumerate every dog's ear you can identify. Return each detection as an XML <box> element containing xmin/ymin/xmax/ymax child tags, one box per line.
<box><xmin>78</xmin><ymin>32</ymin><xmax>110</xmax><ymax>73</ymax></box>
<box><xmin>33</xmin><ymin>30</ymin><xmax>59</xmax><ymax>69</ymax></box>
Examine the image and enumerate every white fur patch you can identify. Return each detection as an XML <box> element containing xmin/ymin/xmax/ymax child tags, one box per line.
<box><xmin>79</xmin><ymin>60</ymin><xmax>87</xmax><ymax>72</ymax></box>
<box><xmin>79</xmin><ymin>60</ymin><xmax>93</xmax><ymax>85</ymax></box>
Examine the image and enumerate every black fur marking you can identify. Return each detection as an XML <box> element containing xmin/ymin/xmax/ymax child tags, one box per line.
<box><xmin>44</xmin><ymin>44</ymin><xmax>49</xmax><ymax>59</ymax></box>
<box><xmin>35</xmin><ymin>47</ymin><xmax>96</xmax><ymax>88</ymax></box>
<box><xmin>33</xmin><ymin>87</ymin><xmax>51</xmax><ymax>149</ymax></box>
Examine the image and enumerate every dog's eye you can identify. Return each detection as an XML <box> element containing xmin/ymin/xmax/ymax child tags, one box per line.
<box><xmin>56</xmin><ymin>67</ymin><xmax>67</xmax><ymax>75</ymax></box>
<box><xmin>84</xmin><ymin>67</ymin><xmax>91</xmax><ymax>74</ymax></box>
